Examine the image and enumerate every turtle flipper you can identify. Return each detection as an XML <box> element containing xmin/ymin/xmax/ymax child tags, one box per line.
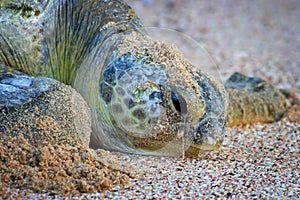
<box><xmin>225</xmin><ymin>72</ymin><xmax>290</xmax><ymax>126</ymax></box>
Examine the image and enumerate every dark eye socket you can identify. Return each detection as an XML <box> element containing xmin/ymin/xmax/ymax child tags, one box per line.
<box><xmin>171</xmin><ymin>92</ymin><xmax>187</xmax><ymax>115</ymax></box>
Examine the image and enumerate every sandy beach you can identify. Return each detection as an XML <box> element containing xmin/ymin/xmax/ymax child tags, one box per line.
<box><xmin>1</xmin><ymin>0</ymin><xmax>299</xmax><ymax>199</ymax></box>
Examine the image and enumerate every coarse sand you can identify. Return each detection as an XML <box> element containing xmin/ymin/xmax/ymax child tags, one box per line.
<box><xmin>0</xmin><ymin>135</ymin><xmax>131</xmax><ymax>198</ymax></box>
<box><xmin>0</xmin><ymin>81</ymin><xmax>132</xmax><ymax>197</ymax></box>
<box><xmin>1</xmin><ymin>0</ymin><xmax>300</xmax><ymax>199</ymax></box>
<box><xmin>0</xmin><ymin>80</ymin><xmax>91</xmax><ymax>147</ymax></box>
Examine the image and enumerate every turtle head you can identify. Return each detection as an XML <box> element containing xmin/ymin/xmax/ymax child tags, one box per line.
<box><xmin>74</xmin><ymin>32</ymin><xmax>227</xmax><ymax>157</ymax></box>
<box><xmin>96</xmin><ymin>52</ymin><xmax>227</xmax><ymax>156</ymax></box>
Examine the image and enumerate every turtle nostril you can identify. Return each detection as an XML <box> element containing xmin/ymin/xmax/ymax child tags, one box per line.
<box><xmin>171</xmin><ymin>92</ymin><xmax>187</xmax><ymax>115</ymax></box>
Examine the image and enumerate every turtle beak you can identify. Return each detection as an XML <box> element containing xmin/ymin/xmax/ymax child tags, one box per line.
<box><xmin>183</xmin><ymin>114</ymin><xmax>226</xmax><ymax>158</ymax></box>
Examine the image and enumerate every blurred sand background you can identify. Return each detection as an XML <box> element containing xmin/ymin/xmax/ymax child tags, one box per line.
<box><xmin>128</xmin><ymin>0</ymin><xmax>300</xmax><ymax>96</ymax></box>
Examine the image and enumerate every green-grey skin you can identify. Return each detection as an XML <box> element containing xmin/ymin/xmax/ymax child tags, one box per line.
<box><xmin>0</xmin><ymin>0</ymin><xmax>289</xmax><ymax>157</ymax></box>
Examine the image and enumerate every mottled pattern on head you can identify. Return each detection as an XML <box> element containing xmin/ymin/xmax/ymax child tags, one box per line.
<box><xmin>109</xmin><ymin>64</ymin><xmax>167</xmax><ymax>134</ymax></box>
<box><xmin>112</xmin><ymin>32</ymin><xmax>228</xmax><ymax>152</ymax></box>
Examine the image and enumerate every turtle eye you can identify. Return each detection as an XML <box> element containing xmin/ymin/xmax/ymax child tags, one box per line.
<box><xmin>171</xmin><ymin>92</ymin><xmax>187</xmax><ymax>115</ymax></box>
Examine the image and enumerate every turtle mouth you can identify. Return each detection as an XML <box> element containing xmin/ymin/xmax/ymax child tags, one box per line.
<box><xmin>184</xmin><ymin>146</ymin><xmax>214</xmax><ymax>158</ymax></box>
<box><xmin>192</xmin><ymin>140</ymin><xmax>223</xmax><ymax>151</ymax></box>
<box><xmin>138</xmin><ymin>140</ymin><xmax>223</xmax><ymax>158</ymax></box>
<box><xmin>183</xmin><ymin>139</ymin><xmax>223</xmax><ymax>158</ymax></box>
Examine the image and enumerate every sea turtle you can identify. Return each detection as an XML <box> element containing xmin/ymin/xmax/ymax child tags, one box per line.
<box><xmin>0</xmin><ymin>0</ymin><xmax>290</xmax><ymax>157</ymax></box>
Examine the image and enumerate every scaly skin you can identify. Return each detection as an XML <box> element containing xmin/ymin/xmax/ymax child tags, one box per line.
<box><xmin>225</xmin><ymin>72</ymin><xmax>290</xmax><ymax>127</ymax></box>
<box><xmin>0</xmin><ymin>0</ymin><xmax>290</xmax><ymax>157</ymax></box>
